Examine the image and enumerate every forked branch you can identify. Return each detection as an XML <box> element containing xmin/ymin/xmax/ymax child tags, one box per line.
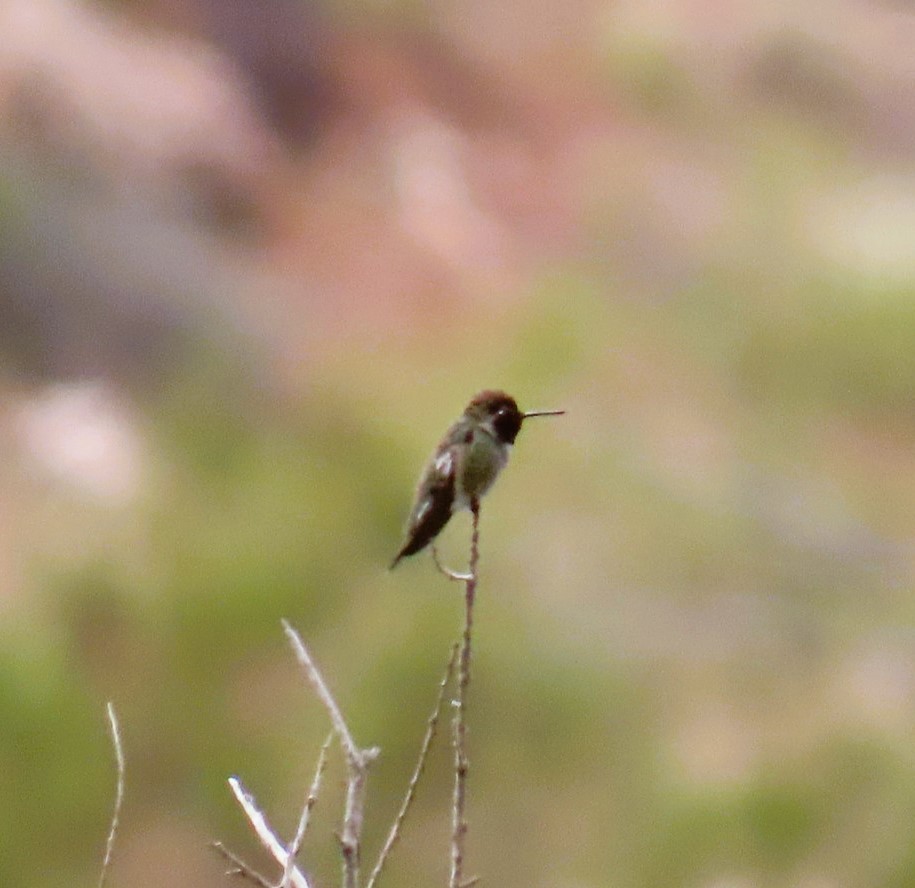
<box><xmin>282</xmin><ymin>620</ymin><xmax>380</xmax><ymax>888</ymax></box>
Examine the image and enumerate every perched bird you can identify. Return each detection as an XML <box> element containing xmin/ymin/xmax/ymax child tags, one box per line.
<box><xmin>390</xmin><ymin>390</ymin><xmax>564</xmax><ymax>568</ymax></box>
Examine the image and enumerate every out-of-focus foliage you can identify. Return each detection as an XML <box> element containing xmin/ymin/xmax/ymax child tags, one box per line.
<box><xmin>0</xmin><ymin>1</ymin><xmax>913</xmax><ymax>887</ymax></box>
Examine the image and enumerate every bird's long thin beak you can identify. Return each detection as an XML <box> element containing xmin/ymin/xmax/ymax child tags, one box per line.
<box><xmin>522</xmin><ymin>409</ymin><xmax>565</xmax><ymax>418</ymax></box>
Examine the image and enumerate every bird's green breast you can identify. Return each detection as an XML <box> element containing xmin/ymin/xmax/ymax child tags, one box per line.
<box><xmin>459</xmin><ymin>429</ymin><xmax>508</xmax><ymax>503</ymax></box>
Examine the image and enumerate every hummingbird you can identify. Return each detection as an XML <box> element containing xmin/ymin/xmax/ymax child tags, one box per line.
<box><xmin>390</xmin><ymin>390</ymin><xmax>564</xmax><ymax>568</ymax></box>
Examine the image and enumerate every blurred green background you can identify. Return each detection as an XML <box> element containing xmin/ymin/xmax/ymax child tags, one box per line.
<box><xmin>1</xmin><ymin>0</ymin><xmax>913</xmax><ymax>886</ymax></box>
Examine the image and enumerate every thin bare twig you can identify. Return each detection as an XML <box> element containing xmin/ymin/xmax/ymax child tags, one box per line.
<box><xmin>282</xmin><ymin>620</ymin><xmax>360</xmax><ymax>761</ymax></box>
<box><xmin>366</xmin><ymin>644</ymin><xmax>460</xmax><ymax>888</ymax></box>
<box><xmin>281</xmin><ymin>732</ymin><xmax>333</xmax><ymax>888</ymax></box>
<box><xmin>281</xmin><ymin>620</ymin><xmax>380</xmax><ymax>888</ymax></box>
<box><xmin>450</xmin><ymin>502</ymin><xmax>481</xmax><ymax>888</ymax></box>
<box><xmin>211</xmin><ymin>841</ymin><xmax>273</xmax><ymax>888</ymax></box>
<box><xmin>227</xmin><ymin>777</ymin><xmax>312</xmax><ymax>888</ymax></box>
<box><xmin>98</xmin><ymin>701</ymin><xmax>125</xmax><ymax>888</ymax></box>
<box><xmin>431</xmin><ymin>545</ymin><xmax>472</xmax><ymax>582</ymax></box>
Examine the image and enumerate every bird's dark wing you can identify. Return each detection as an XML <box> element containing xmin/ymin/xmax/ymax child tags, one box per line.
<box><xmin>390</xmin><ymin>447</ymin><xmax>457</xmax><ymax>568</ymax></box>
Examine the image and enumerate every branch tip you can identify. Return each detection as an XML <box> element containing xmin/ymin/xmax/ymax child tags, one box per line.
<box><xmin>98</xmin><ymin>701</ymin><xmax>125</xmax><ymax>888</ymax></box>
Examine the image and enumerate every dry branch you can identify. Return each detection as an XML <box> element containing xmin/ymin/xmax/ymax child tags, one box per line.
<box><xmin>450</xmin><ymin>502</ymin><xmax>481</xmax><ymax>888</ymax></box>
<box><xmin>367</xmin><ymin>644</ymin><xmax>459</xmax><ymax>888</ymax></box>
<box><xmin>211</xmin><ymin>841</ymin><xmax>274</xmax><ymax>888</ymax></box>
<box><xmin>227</xmin><ymin>776</ymin><xmax>312</xmax><ymax>888</ymax></box>
<box><xmin>432</xmin><ymin>545</ymin><xmax>472</xmax><ymax>582</ymax></box>
<box><xmin>282</xmin><ymin>619</ymin><xmax>380</xmax><ymax>888</ymax></box>
<box><xmin>98</xmin><ymin>701</ymin><xmax>125</xmax><ymax>888</ymax></box>
<box><xmin>281</xmin><ymin>733</ymin><xmax>333</xmax><ymax>888</ymax></box>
